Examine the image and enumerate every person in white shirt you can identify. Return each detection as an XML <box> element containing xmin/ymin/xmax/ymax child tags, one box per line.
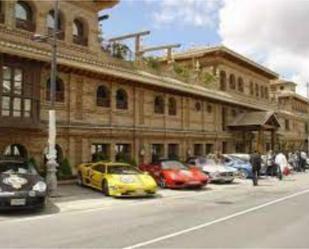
<box><xmin>275</xmin><ymin>152</ymin><xmax>287</xmax><ymax>180</ymax></box>
<box><xmin>300</xmin><ymin>151</ymin><xmax>307</xmax><ymax>172</ymax></box>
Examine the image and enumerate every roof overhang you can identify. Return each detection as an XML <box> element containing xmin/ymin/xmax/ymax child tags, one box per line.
<box><xmin>228</xmin><ymin>111</ymin><xmax>281</xmax><ymax>131</ymax></box>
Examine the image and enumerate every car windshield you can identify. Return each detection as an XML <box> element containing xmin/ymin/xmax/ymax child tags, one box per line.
<box><xmin>161</xmin><ymin>161</ymin><xmax>187</xmax><ymax>170</ymax></box>
<box><xmin>108</xmin><ymin>165</ymin><xmax>140</xmax><ymax>175</ymax></box>
<box><xmin>203</xmin><ymin>159</ymin><xmax>218</xmax><ymax>166</ymax></box>
<box><xmin>0</xmin><ymin>161</ymin><xmax>38</xmax><ymax>175</ymax></box>
<box><xmin>230</xmin><ymin>156</ymin><xmax>246</xmax><ymax>164</ymax></box>
<box><xmin>197</xmin><ymin>158</ymin><xmax>207</xmax><ymax>165</ymax></box>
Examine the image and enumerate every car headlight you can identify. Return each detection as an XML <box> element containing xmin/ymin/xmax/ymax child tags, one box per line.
<box><xmin>119</xmin><ymin>176</ymin><xmax>135</xmax><ymax>184</ymax></box>
<box><xmin>32</xmin><ymin>181</ymin><xmax>47</xmax><ymax>192</ymax></box>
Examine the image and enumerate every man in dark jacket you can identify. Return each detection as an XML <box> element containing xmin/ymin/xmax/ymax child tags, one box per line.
<box><xmin>250</xmin><ymin>150</ymin><xmax>262</xmax><ymax>186</ymax></box>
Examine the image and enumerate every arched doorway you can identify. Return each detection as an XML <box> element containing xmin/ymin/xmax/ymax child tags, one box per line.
<box><xmin>3</xmin><ymin>144</ymin><xmax>28</xmax><ymax>159</ymax></box>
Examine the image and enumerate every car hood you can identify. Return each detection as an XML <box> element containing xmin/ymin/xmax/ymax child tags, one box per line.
<box><xmin>201</xmin><ymin>165</ymin><xmax>237</xmax><ymax>173</ymax></box>
<box><xmin>109</xmin><ymin>174</ymin><xmax>157</xmax><ymax>186</ymax></box>
<box><xmin>163</xmin><ymin>168</ymin><xmax>207</xmax><ymax>181</ymax></box>
<box><xmin>0</xmin><ymin>173</ymin><xmax>42</xmax><ymax>192</ymax></box>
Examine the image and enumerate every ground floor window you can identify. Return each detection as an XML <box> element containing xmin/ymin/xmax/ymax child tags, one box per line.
<box><xmin>168</xmin><ymin>144</ymin><xmax>179</xmax><ymax>160</ymax></box>
<box><xmin>235</xmin><ymin>143</ymin><xmax>245</xmax><ymax>153</ymax></box>
<box><xmin>3</xmin><ymin>144</ymin><xmax>28</xmax><ymax>159</ymax></box>
<box><xmin>91</xmin><ymin>144</ymin><xmax>110</xmax><ymax>162</ymax></box>
<box><xmin>205</xmin><ymin>144</ymin><xmax>214</xmax><ymax>155</ymax></box>
<box><xmin>194</xmin><ymin>144</ymin><xmax>203</xmax><ymax>156</ymax></box>
<box><xmin>151</xmin><ymin>144</ymin><xmax>164</xmax><ymax>163</ymax></box>
<box><xmin>115</xmin><ymin>144</ymin><xmax>131</xmax><ymax>162</ymax></box>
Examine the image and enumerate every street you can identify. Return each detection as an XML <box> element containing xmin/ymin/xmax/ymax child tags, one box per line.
<box><xmin>0</xmin><ymin>173</ymin><xmax>309</xmax><ymax>248</ymax></box>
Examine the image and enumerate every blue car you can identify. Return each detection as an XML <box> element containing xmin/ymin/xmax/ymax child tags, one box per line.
<box><xmin>223</xmin><ymin>154</ymin><xmax>253</xmax><ymax>178</ymax></box>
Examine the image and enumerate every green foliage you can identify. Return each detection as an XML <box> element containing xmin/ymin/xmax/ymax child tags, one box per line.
<box><xmin>28</xmin><ymin>157</ymin><xmax>43</xmax><ymax>176</ymax></box>
<box><xmin>92</xmin><ymin>152</ymin><xmax>110</xmax><ymax>162</ymax></box>
<box><xmin>144</xmin><ymin>56</ymin><xmax>161</xmax><ymax>71</ymax></box>
<box><xmin>173</xmin><ymin>63</ymin><xmax>190</xmax><ymax>80</ymax></box>
<box><xmin>202</xmin><ymin>72</ymin><xmax>217</xmax><ymax>87</ymax></box>
<box><xmin>57</xmin><ymin>158</ymin><xmax>73</xmax><ymax>180</ymax></box>
<box><xmin>107</xmin><ymin>43</ymin><xmax>130</xmax><ymax>60</ymax></box>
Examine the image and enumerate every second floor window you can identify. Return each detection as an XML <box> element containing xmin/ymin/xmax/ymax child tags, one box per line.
<box><xmin>154</xmin><ymin>96</ymin><xmax>165</xmax><ymax>114</ymax></box>
<box><xmin>220</xmin><ymin>71</ymin><xmax>226</xmax><ymax>91</ymax></box>
<box><xmin>73</xmin><ymin>19</ymin><xmax>88</xmax><ymax>46</ymax></box>
<box><xmin>15</xmin><ymin>1</ymin><xmax>35</xmax><ymax>32</ymax></box>
<box><xmin>96</xmin><ymin>85</ymin><xmax>110</xmax><ymax>107</ymax></box>
<box><xmin>238</xmin><ymin>77</ymin><xmax>244</xmax><ymax>92</ymax></box>
<box><xmin>47</xmin><ymin>10</ymin><xmax>64</xmax><ymax>40</ymax></box>
<box><xmin>168</xmin><ymin>97</ymin><xmax>177</xmax><ymax>116</ymax></box>
<box><xmin>229</xmin><ymin>74</ymin><xmax>236</xmax><ymax>90</ymax></box>
<box><xmin>116</xmin><ymin>89</ymin><xmax>128</xmax><ymax>110</ymax></box>
<box><xmin>1</xmin><ymin>66</ymin><xmax>32</xmax><ymax>118</ymax></box>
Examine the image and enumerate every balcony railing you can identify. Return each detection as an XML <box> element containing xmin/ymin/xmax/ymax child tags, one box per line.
<box><xmin>48</xmin><ymin>28</ymin><xmax>65</xmax><ymax>40</ymax></box>
<box><xmin>73</xmin><ymin>35</ymin><xmax>88</xmax><ymax>46</ymax></box>
<box><xmin>16</xmin><ymin>19</ymin><xmax>36</xmax><ymax>32</ymax></box>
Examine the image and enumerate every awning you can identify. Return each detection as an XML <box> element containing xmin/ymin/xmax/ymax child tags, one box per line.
<box><xmin>228</xmin><ymin>111</ymin><xmax>281</xmax><ymax>131</ymax></box>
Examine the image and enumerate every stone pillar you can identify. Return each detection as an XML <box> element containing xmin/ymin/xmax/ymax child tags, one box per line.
<box><xmin>271</xmin><ymin>129</ymin><xmax>276</xmax><ymax>151</ymax></box>
<box><xmin>256</xmin><ymin>129</ymin><xmax>264</xmax><ymax>153</ymax></box>
<box><xmin>5</xmin><ymin>0</ymin><xmax>16</xmax><ymax>29</ymax></box>
<box><xmin>110</xmin><ymin>142</ymin><xmax>115</xmax><ymax>162</ymax></box>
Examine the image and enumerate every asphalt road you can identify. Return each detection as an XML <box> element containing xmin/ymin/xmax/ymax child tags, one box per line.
<box><xmin>1</xmin><ymin>174</ymin><xmax>309</xmax><ymax>248</ymax></box>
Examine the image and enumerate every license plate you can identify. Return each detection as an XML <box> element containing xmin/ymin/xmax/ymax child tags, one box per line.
<box><xmin>10</xmin><ymin>199</ymin><xmax>26</xmax><ymax>206</ymax></box>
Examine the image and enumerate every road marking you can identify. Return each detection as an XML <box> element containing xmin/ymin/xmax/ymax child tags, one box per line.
<box><xmin>123</xmin><ymin>188</ymin><xmax>309</xmax><ymax>249</ymax></box>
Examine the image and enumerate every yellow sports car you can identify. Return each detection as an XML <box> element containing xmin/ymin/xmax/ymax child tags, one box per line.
<box><xmin>76</xmin><ymin>162</ymin><xmax>157</xmax><ymax>197</ymax></box>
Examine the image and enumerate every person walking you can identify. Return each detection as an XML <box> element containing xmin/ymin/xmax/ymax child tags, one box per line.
<box><xmin>275</xmin><ymin>151</ymin><xmax>288</xmax><ymax>180</ymax></box>
<box><xmin>300</xmin><ymin>150</ymin><xmax>307</xmax><ymax>172</ymax></box>
<box><xmin>266</xmin><ymin>150</ymin><xmax>275</xmax><ymax>177</ymax></box>
<box><xmin>250</xmin><ymin>150</ymin><xmax>261</xmax><ymax>186</ymax></box>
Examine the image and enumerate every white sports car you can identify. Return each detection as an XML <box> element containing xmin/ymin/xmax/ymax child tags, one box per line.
<box><xmin>186</xmin><ymin>157</ymin><xmax>237</xmax><ymax>183</ymax></box>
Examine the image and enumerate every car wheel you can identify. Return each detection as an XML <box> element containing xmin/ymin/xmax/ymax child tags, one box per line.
<box><xmin>225</xmin><ymin>179</ymin><xmax>234</xmax><ymax>184</ymax></box>
<box><xmin>239</xmin><ymin>169</ymin><xmax>249</xmax><ymax>179</ymax></box>
<box><xmin>102</xmin><ymin>180</ymin><xmax>110</xmax><ymax>196</ymax></box>
<box><xmin>77</xmin><ymin>172</ymin><xmax>84</xmax><ymax>186</ymax></box>
<box><xmin>159</xmin><ymin>176</ymin><xmax>166</xmax><ymax>188</ymax></box>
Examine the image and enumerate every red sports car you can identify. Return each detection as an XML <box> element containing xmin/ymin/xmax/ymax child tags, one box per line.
<box><xmin>139</xmin><ymin>160</ymin><xmax>208</xmax><ymax>189</ymax></box>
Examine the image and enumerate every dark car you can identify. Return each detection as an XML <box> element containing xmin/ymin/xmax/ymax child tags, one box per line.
<box><xmin>0</xmin><ymin>157</ymin><xmax>47</xmax><ymax>210</ymax></box>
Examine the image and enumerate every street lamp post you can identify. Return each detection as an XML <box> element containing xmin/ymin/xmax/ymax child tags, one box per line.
<box><xmin>33</xmin><ymin>0</ymin><xmax>60</xmax><ymax>196</ymax></box>
<box><xmin>45</xmin><ymin>0</ymin><xmax>59</xmax><ymax>197</ymax></box>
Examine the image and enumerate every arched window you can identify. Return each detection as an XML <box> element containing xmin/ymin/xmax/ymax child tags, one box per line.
<box><xmin>250</xmin><ymin>81</ymin><xmax>254</xmax><ymax>95</ymax></box>
<box><xmin>195</xmin><ymin>101</ymin><xmax>202</xmax><ymax>112</ymax></box>
<box><xmin>15</xmin><ymin>1</ymin><xmax>35</xmax><ymax>31</ymax></box>
<box><xmin>168</xmin><ymin>97</ymin><xmax>177</xmax><ymax>116</ymax></box>
<box><xmin>229</xmin><ymin>74</ymin><xmax>236</xmax><ymax>90</ymax></box>
<box><xmin>154</xmin><ymin>96</ymin><xmax>165</xmax><ymax>114</ymax></box>
<box><xmin>73</xmin><ymin>18</ymin><xmax>88</xmax><ymax>46</ymax></box>
<box><xmin>116</xmin><ymin>89</ymin><xmax>128</xmax><ymax>110</ymax></box>
<box><xmin>46</xmin><ymin>78</ymin><xmax>65</xmax><ymax>102</ymax></box>
<box><xmin>4</xmin><ymin>144</ymin><xmax>28</xmax><ymax>159</ymax></box>
<box><xmin>47</xmin><ymin>9</ymin><xmax>64</xmax><ymax>40</ymax></box>
<box><xmin>96</xmin><ymin>85</ymin><xmax>110</xmax><ymax>107</ymax></box>
<box><xmin>265</xmin><ymin>87</ymin><xmax>269</xmax><ymax>99</ymax></box>
<box><xmin>255</xmin><ymin>83</ymin><xmax>259</xmax><ymax>97</ymax></box>
<box><xmin>260</xmin><ymin>86</ymin><xmax>264</xmax><ymax>98</ymax></box>
<box><xmin>220</xmin><ymin>71</ymin><xmax>226</xmax><ymax>91</ymax></box>
<box><xmin>238</xmin><ymin>77</ymin><xmax>244</xmax><ymax>92</ymax></box>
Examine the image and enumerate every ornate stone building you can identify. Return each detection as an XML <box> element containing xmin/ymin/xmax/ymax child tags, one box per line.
<box><xmin>0</xmin><ymin>0</ymin><xmax>308</xmax><ymax>173</ymax></box>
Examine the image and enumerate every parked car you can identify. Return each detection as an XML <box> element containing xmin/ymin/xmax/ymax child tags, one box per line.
<box><xmin>139</xmin><ymin>159</ymin><xmax>208</xmax><ymax>189</ymax></box>
<box><xmin>0</xmin><ymin>157</ymin><xmax>47</xmax><ymax>210</ymax></box>
<box><xmin>186</xmin><ymin>157</ymin><xmax>237</xmax><ymax>183</ymax></box>
<box><xmin>77</xmin><ymin>162</ymin><xmax>157</xmax><ymax>197</ymax></box>
<box><xmin>223</xmin><ymin>154</ymin><xmax>253</xmax><ymax>178</ymax></box>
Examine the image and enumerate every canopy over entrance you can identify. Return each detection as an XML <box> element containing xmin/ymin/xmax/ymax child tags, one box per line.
<box><xmin>229</xmin><ymin>111</ymin><xmax>280</xmax><ymax>131</ymax></box>
<box><xmin>228</xmin><ymin>111</ymin><xmax>280</xmax><ymax>153</ymax></box>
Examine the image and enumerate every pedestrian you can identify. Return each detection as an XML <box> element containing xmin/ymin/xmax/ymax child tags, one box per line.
<box><xmin>275</xmin><ymin>151</ymin><xmax>288</xmax><ymax>180</ymax></box>
<box><xmin>250</xmin><ymin>150</ymin><xmax>261</xmax><ymax>186</ymax></box>
<box><xmin>266</xmin><ymin>150</ymin><xmax>275</xmax><ymax>177</ymax></box>
<box><xmin>300</xmin><ymin>150</ymin><xmax>307</xmax><ymax>172</ymax></box>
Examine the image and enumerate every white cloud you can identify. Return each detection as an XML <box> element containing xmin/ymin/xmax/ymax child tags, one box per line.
<box><xmin>151</xmin><ymin>0</ymin><xmax>222</xmax><ymax>28</ymax></box>
<box><xmin>219</xmin><ymin>0</ymin><xmax>309</xmax><ymax>96</ymax></box>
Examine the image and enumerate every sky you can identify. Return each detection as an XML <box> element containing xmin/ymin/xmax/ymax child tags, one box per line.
<box><xmin>100</xmin><ymin>0</ymin><xmax>309</xmax><ymax>96</ymax></box>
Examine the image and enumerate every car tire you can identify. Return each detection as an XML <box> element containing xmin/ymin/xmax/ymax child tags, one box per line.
<box><xmin>159</xmin><ymin>176</ymin><xmax>166</xmax><ymax>188</ymax></box>
<box><xmin>102</xmin><ymin>180</ymin><xmax>110</xmax><ymax>196</ymax></box>
<box><xmin>77</xmin><ymin>172</ymin><xmax>84</xmax><ymax>186</ymax></box>
<box><xmin>239</xmin><ymin>169</ymin><xmax>249</xmax><ymax>179</ymax></box>
<box><xmin>225</xmin><ymin>179</ymin><xmax>234</xmax><ymax>184</ymax></box>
